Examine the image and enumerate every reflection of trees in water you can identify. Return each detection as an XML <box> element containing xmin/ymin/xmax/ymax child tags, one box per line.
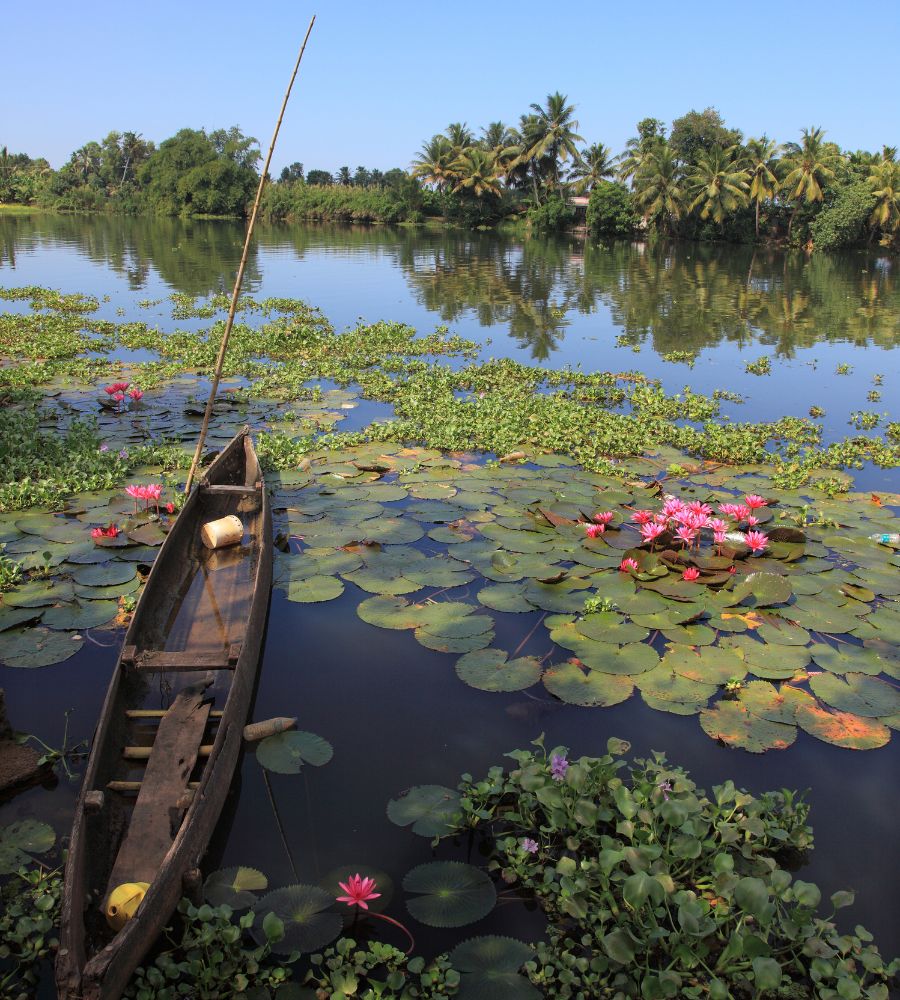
<box><xmin>398</xmin><ymin>232</ymin><xmax>899</xmax><ymax>360</ymax></box>
<box><xmin>1</xmin><ymin>215</ymin><xmax>897</xmax><ymax>359</ymax></box>
<box><xmin>0</xmin><ymin>213</ymin><xmax>262</xmax><ymax>296</ymax></box>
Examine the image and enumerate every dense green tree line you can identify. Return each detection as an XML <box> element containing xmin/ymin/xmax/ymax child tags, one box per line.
<box><xmin>2</xmin><ymin>102</ymin><xmax>898</xmax><ymax>249</ymax></box>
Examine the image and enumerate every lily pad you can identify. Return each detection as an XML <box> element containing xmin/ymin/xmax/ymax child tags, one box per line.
<box><xmin>476</xmin><ymin>584</ymin><xmax>534</xmax><ymax>613</ymax></box>
<box><xmin>387</xmin><ymin>785</ymin><xmax>461</xmax><ymax>837</ymax></box>
<box><xmin>0</xmin><ymin>626</ymin><xmax>84</xmax><ymax>667</ymax></box>
<box><xmin>450</xmin><ymin>936</ymin><xmax>540</xmax><ymax>1000</ymax></box>
<box><xmin>808</xmin><ymin>643</ymin><xmax>887</xmax><ymax>676</ymax></box>
<box><xmin>285</xmin><ymin>576</ymin><xmax>344</xmax><ymax>603</ymax></box>
<box><xmin>71</xmin><ymin>562</ymin><xmax>137</xmax><ymax>586</ymax></box>
<box><xmin>0</xmin><ymin>819</ymin><xmax>56</xmax><ymax>874</ymax></box>
<box><xmin>733</xmin><ymin>573</ymin><xmax>793</xmax><ymax>607</ymax></box>
<box><xmin>252</xmin><ymin>885</ymin><xmax>342</xmax><ymax>954</ymax></box>
<box><xmin>808</xmin><ymin>673</ymin><xmax>900</xmax><ymax>718</ymax></box>
<box><xmin>455</xmin><ymin>649</ymin><xmax>542</xmax><ymax>692</ymax></box>
<box><xmin>42</xmin><ymin>600</ymin><xmax>119</xmax><ymax>630</ymax></box>
<box><xmin>256</xmin><ymin>731</ymin><xmax>334</xmax><ymax>774</ymax></box>
<box><xmin>699</xmin><ymin>701</ymin><xmax>797</xmax><ymax>753</ymax></box>
<box><xmin>4</xmin><ymin>579</ymin><xmax>74</xmax><ymax>608</ymax></box>
<box><xmin>205</xmin><ymin>866</ymin><xmax>268</xmax><ymax>908</ymax></box>
<box><xmin>542</xmin><ymin>662</ymin><xmax>634</xmax><ymax>706</ymax></box>
<box><xmin>404</xmin><ymin>861</ymin><xmax>496</xmax><ymax>928</ymax></box>
<box><xmin>795</xmin><ymin>697</ymin><xmax>891</xmax><ymax>750</ymax></box>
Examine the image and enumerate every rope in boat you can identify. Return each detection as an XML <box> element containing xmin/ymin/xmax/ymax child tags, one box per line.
<box><xmin>185</xmin><ymin>15</ymin><xmax>317</xmax><ymax>493</ymax></box>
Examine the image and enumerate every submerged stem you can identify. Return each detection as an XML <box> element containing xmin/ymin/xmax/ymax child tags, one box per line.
<box><xmin>372</xmin><ymin>911</ymin><xmax>416</xmax><ymax>955</ymax></box>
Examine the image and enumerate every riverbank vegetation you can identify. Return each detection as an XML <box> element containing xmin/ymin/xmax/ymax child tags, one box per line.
<box><xmin>3</xmin><ymin>98</ymin><xmax>898</xmax><ymax>248</ymax></box>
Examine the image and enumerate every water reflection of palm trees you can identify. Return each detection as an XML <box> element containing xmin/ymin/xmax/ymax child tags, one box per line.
<box><xmin>1</xmin><ymin>214</ymin><xmax>897</xmax><ymax>361</ymax></box>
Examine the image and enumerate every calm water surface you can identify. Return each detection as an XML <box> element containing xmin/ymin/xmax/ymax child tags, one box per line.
<box><xmin>1</xmin><ymin>214</ymin><xmax>898</xmax><ymax>976</ymax></box>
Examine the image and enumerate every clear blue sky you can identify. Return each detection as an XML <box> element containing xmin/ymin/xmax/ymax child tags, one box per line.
<box><xmin>5</xmin><ymin>1</ymin><xmax>897</xmax><ymax>172</ymax></box>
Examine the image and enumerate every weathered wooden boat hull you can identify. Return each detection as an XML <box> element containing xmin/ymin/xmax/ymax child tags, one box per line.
<box><xmin>56</xmin><ymin>428</ymin><xmax>272</xmax><ymax>1000</ymax></box>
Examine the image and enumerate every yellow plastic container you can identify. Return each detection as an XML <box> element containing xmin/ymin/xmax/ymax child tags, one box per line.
<box><xmin>106</xmin><ymin>882</ymin><xmax>150</xmax><ymax>931</ymax></box>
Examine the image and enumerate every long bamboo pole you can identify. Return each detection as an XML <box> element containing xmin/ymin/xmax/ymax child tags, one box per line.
<box><xmin>185</xmin><ymin>15</ymin><xmax>316</xmax><ymax>493</ymax></box>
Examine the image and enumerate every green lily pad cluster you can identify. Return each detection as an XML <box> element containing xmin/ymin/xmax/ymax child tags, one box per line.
<box><xmin>0</xmin><ymin>492</ymin><xmax>180</xmax><ymax>666</ymax></box>
<box><xmin>269</xmin><ymin>440</ymin><xmax>899</xmax><ymax>753</ymax></box>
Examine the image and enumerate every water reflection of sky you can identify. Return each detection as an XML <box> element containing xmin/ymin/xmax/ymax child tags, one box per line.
<box><xmin>2</xmin><ymin>215</ymin><xmax>900</xmax><ymax>962</ymax></box>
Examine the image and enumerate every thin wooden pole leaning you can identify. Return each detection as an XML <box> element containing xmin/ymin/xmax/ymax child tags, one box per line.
<box><xmin>184</xmin><ymin>15</ymin><xmax>316</xmax><ymax>493</ymax></box>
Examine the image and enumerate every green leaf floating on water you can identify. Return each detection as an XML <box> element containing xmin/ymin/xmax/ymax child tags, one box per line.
<box><xmin>808</xmin><ymin>672</ymin><xmax>900</xmax><ymax>718</ymax></box>
<box><xmin>43</xmin><ymin>599</ymin><xmax>120</xmax><ymax>630</ymax></box>
<box><xmin>732</xmin><ymin>572</ymin><xmax>793</xmax><ymax>607</ymax></box>
<box><xmin>699</xmin><ymin>701</ymin><xmax>797</xmax><ymax>753</ymax></box>
<box><xmin>204</xmin><ymin>866</ymin><xmax>268</xmax><ymax>908</ymax></box>
<box><xmin>4</xmin><ymin>579</ymin><xmax>75</xmax><ymax>608</ymax></box>
<box><xmin>256</xmin><ymin>731</ymin><xmax>334</xmax><ymax>774</ymax></box>
<box><xmin>792</xmin><ymin>690</ymin><xmax>891</xmax><ymax>749</ymax></box>
<box><xmin>0</xmin><ymin>819</ymin><xmax>56</xmax><ymax>874</ymax></box>
<box><xmin>403</xmin><ymin>861</ymin><xmax>496</xmax><ymax>928</ymax></box>
<box><xmin>0</xmin><ymin>606</ymin><xmax>43</xmax><ymax>633</ymax></box>
<box><xmin>449</xmin><ymin>936</ymin><xmax>540</xmax><ymax>1000</ymax></box>
<box><xmin>0</xmin><ymin>626</ymin><xmax>84</xmax><ymax>668</ymax></box>
<box><xmin>71</xmin><ymin>562</ymin><xmax>137</xmax><ymax>586</ymax></box>
<box><xmin>476</xmin><ymin>583</ymin><xmax>534</xmax><ymax>613</ymax></box>
<box><xmin>543</xmin><ymin>662</ymin><xmax>634</xmax><ymax>707</ymax></box>
<box><xmin>285</xmin><ymin>575</ymin><xmax>344</xmax><ymax>603</ymax></box>
<box><xmin>251</xmin><ymin>885</ymin><xmax>341</xmax><ymax>954</ymax></box>
<box><xmin>387</xmin><ymin>785</ymin><xmax>461</xmax><ymax>837</ymax></box>
<box><xmin>808</xmin><ymin>643</ymin><xmax>886</xmax><ymax>676</ymax></box>
<box><xmin>455</xmin><ymin>649</ymin><xmax>542</xmax><ymax>692</ymax></box>
<box><xmin>15</xmin><ymin>513</ymin><xmax>86</xmax><ymax>543</ymax></box>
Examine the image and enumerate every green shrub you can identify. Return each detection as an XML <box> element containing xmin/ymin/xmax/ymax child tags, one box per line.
<box><xmin>586</xmin><ymin>181</ymin><xmax>639</xmax><ymax>239</ymax></box>
<box><xmin>810</xmin><ymin>182</ymin><xmax>876</xmax><ymax>250</ymax></box>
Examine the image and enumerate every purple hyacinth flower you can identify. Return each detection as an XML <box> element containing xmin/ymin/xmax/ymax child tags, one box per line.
<box><xmin>99</xmin><ymin>443</ymin><xmax>109</xmax><ymax>452</ymax></box>
<box><xmin>550</xmin><ymin>754</ymin><xmax>569</xmax><ymax>782</ymax></box>
<box><xmin>658</xmin><ymin>779</ymin><xmax>673</xmax><ymax>801</ymax></box>
<box><xmin>119</xmin><ymin>449</ymin><xmax>128</xmax><ymax>459</ymax></box>
<box><xmin>521</xmin><ymin>837</ymin><xmax>539</xmax><ymax>854</ymax></box>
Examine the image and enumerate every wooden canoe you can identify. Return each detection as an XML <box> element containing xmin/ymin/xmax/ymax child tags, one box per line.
<box><xmin>56</xmin><ymin>427</ymin><xmax>272</xmax><ymax>1000</ymax></box>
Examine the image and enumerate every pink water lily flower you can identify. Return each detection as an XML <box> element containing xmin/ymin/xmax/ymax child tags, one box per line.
<box><xmin>91</xmin><ymin>523</ymin><xmax>119</xmax><ymax>541</ymax></box>
<box><xmin>639</xmin><ymin>522</ymin><xmax>666</xmax><ymax>545</ymax></box>
<box><xmin>630</xmin><ymin>509</ymin><xmax>654</xmax><ymax>525</ymax></box>
<box><xmin>718</xmin><ymin>503</ymin><xmax>741</xmax><ymax>519</ymax></box>
<box><xmin>619</xmin><ymin>557</ymin><xmax>639</xmax><ymax>573</ymax></box>
<box><xmin>675</xmin><ymin>525</ymin><xmax>698</xmax><ymax>547</ymax></box>
<box><xmin>743</xmin><ymin>530</ymin><xmax>769</xmax><ymax>554</ymax></box>
<box><xmin>128</xmin><ymin>388</ymin><xmax>144</xmax><ymax>401</ymax></box>
<box><xmin>585</xmin><ymin>523</ymin><xmax>605</xmax><ymax>538</ymax></box>
<box><xmin>593</xmin><ymin>511</ymin><xmax>615</xmax><ymax>526</ymax></box>
<box><xmin>336</xmin><ymin>873</ymin><xmax>381</xmax><ymax>910</ymax></box>
<box><xmin>745</xmin><ymin>494</ymin><xmax>768</xmax><ymax>509</ymax></box>
<box><xmin>682</xmin><ymin>567</ymin><xmax>700</xmax><ymax>582</ymax></box>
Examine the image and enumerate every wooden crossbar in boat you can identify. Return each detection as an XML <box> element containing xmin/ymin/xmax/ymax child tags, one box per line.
<box><xmin>122</xmin><ymin>643</ymin><xmax>241</xmax><ymax>672</ymax></box>
<box><xmin>107</xmin><ymin>780</ymin><xmax>201</xmax><ymax>794</ymax></box>
<box><xmin>202</xmin><ymin>483</ymin><xmax>261</xmax><ymax>495</ymax></box>
<box><xmin>126</xmin><ymin>709</ymin><xmax>224</xmax><ymax>719</ymax></box>
<box><xmin>123</xmin><ymin>744</ymin><xmax>214</xmax><ymax>761</ymax></box>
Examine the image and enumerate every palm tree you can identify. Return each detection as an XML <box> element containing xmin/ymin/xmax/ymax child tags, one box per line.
<box><xmin>516</xmin><ymin>92</ymin><xmax>583</xmax><ymax>200</ymax></box>
<box><xmin>445</xmin><ymin>122</ymin><xmax>474</xmax><ymax>153</ymax></box>
<box><xmin>633</xmin><ymin>142</ymin><xmax>684</xmax><ymax>233</ymax></box>
<box><xmin>568</xmin><ymin>143</ymin><xmax>615</xmax><ymax>194</ymax></box>
<box><xmin>452</xmin><ymin>148</ymin><xmax>503</xmax><ymax>200</ymax></box>
<box><xmin>411</xmin><ymin>135</ymin><xmax>457</xmax><ymax>192</ymax></box>
<box><xmin>744</xmin><ymin>137</ymin><xmax>780</xmax><ymax>238</ymax></box>
<box><xmin>479</xmin><ymin>122</ymin><xmax>520</xmax><ymax>184</ymax></box>
<box><xmin>688</xmin><ymin>146</ymin><xmax>750</xmax><ymax>230</ymax></box>
<box><xmin>335</xmin><ymin>166</ymin><xmax>352</xmax><ymax>186</ymax></box>
<box><xmin>867</xmin><ymin>159</ymin><xmax>900</xmax><ymax>235</ymax></box>
<box><xmin>780</xmin><ymin>127</ymin><xmax>841</xmax><ymax>238</ymax></box>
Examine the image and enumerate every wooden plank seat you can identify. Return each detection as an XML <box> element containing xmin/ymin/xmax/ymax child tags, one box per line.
<box><xmin>105</xmin><ymin>684</ymin><xmax>211</xmax><ymax>895</ymax></box>
<box><xmin>201</xmin><ymin>483</ymin><xmax>261</xmax><ymax>495</ymax></box>
<box><xmin>122</xmin><ymin>643</ymin><xmax>241</xmax><ymax>672</ymax></box>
